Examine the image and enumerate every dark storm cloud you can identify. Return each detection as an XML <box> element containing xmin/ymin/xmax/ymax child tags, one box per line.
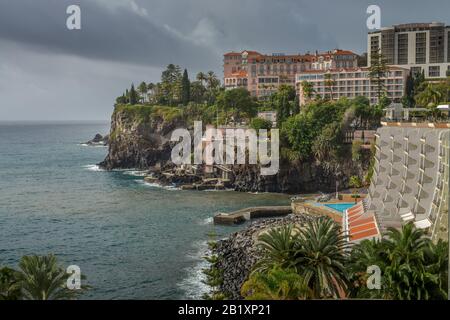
<box><xmin>0</xmin><ymin>0</ymin><xmax>449</xmax><ymax>120</ymax></box>
<box><xmin>0</xmin><ymin>0</ymin><xmax>218</xmax><ymax>70</ymax></box>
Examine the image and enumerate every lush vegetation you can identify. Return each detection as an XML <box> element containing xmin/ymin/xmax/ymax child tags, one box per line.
<box><xmin>0</xmin><ymin>254</ymin><xmax>88</xmax><ymax>300</ymax></box>
<box><xmin>239</xmin><ymin>218</ymin><xmax>448</xmax><ymax>300</ymax></box>
<box><xmin>114</xmin><ymin>61</ymin><xmax>449</xmax><ymax>172</ymax></box>
<box><xmin>349</xmin><ymin>224</ymin><xmax>448</xmax><ymax>300</ymax></box>
<box><xmin>242</xmin><ymin>217</ymin><xmax>349</xmax><ymax>299</ymax></box>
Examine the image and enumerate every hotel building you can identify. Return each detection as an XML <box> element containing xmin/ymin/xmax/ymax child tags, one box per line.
<box><xmin>368</xmin><ymin>22</ymin><xmax>450</xmax><ymax>79</ymax></box>
<box><xmin>295</xmin><ymin>66</ymin><xmax>409</xmax><ymax>105</ymax></box>
<box><xmin>223</xmin><ymin>49</ymin><xmax>358</xmax><ymax>99</ymax></box>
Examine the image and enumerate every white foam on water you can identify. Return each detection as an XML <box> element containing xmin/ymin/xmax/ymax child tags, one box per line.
<box><xmin>199</xmin><ymin>217</ymin><xmax>213</xmax><ymax>225</ymax></box>
<box><xmin>79</xmin><ymin>143</ymin><xmax>107</xmax><ymax>148</ymax></box>
<box><xmin>123</xmin><ymin>170</ymin><xmax>147</xmax><ymax>177</ymax></box>
<box><xmin>178</xmin><ymin>240</ymin><xmax>211</xmax><ymax>299</ymax></box>
<box><xmin>83</xmin><ymin>164</ymin><xmax>105</xmax><ymax>172</ymax></box>
<box><xmin>135</xmin><ymin>180</ymin><xmax>181</xmax><ymax>191</ymax></box>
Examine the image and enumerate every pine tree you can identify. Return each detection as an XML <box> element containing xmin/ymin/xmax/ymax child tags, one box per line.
<box><xmin>129</xmin><ymin>84</ymin><xmax>138</xmax><ymax>105</ymax></box>
<box><xmin>369</xmin><ymin>49</ymin><xmax>388</xmax><ymax>103</ymax></box>
<box><xmin>181</xmin><ymin>69</ymin><xmax>191</xmax><ymax>106</ymax></box>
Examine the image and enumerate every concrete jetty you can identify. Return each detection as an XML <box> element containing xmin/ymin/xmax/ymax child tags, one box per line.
<box><xmin>214</xmin><ymin>206</ymin><xmax>292</xmax><ymax>225</ymax></box>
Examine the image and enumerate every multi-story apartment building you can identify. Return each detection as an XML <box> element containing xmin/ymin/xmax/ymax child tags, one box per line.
<box><xmin>295</xmin><ymin>66</ymin><xmax>409</xmax><ymax>105</ymax></box>
<box><xmin>223</xmin><ymin>49</ymin><xmax>358</xmax><ymax>99</ymax></box>
<box><xmin>368</xmin><ymin>22</ymin><xmax>450</xmax><ymax>79</ymax></box>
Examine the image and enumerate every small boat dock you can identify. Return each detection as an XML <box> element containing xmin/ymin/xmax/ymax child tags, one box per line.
<box><xmin>213</xmin><ymin>206</ymin><xmax>292</xmax><ymax>225</ymax></box>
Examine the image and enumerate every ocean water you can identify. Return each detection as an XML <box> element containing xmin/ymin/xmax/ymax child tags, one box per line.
<box><xmin>0</xmin><ymin>122</ymin><xmax>289</xmax><ymax>299</ymax></box>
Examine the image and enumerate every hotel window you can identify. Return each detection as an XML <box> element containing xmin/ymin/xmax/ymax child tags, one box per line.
<box><xmin>429</xmin><ymin>27</ymin><xmax>445</xmax><ymax>63</ymax></box>
<box><xmin>415</xmin><ymin>32</ymin><xmax>426</xmax><ymax>64</ymax></box>
<box><xmin>397</xmin><ymin>33</ymin><xmax>408</xmax><ymax>65</ymax></box>
<box><xmin>429</xmin><ymin>66</ymin><xmax>440</xmax><ymax>77</ymax></box>
<box><xmin>446</xmin><ymin>66</ymin><xmax>450</xmax><ymax>77</ymax></box>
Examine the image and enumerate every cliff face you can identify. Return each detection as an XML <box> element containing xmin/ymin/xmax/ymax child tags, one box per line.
<box><xmin>101</xmin><ymin>106</ymin><xmax>368</xmax><ymax>193</ymax></box>
<box><xmin>99</xmin><ymin>105</ymin><xmax>185</xmax><ymax>170</ymax></box>
<box><xmin>232</xmin><ymin>159</ymin><xmax>366</xmax><ymax>193</ymax></box>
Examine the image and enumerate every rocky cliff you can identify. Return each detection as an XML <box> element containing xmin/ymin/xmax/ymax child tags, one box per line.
<box><xmin>101</xmin><ymin>105</ymin><xmax>369</xmax><ymax>192</ymax></box>
<box><xmin>99</xmin><ymin>105</ymin><xmax>185</xmax><ymax>170</ymax></box>
<box><xmin>232</xmin><ymin>158</ymin><xmax>367</xmax><ymax>193</ymax></box>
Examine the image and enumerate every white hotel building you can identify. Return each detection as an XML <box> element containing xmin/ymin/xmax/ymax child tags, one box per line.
<box><xmin>295</xmin><ymin>66</ymin><xmax>409</xmax><ymax>106</ymax></box>
<box><xmin>368</xmin><ymin>22</ymin><xmax>450</xmax><ymax>79</ymax></box>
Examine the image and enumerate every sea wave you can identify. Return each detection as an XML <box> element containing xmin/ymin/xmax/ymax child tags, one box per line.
<box><xmin>135</xmin><ymin>180</ymin><xmax>181</xmax><ymax>191</ymax></box>
<box><xmin>83</xmin><ymin>164</ymin><xmax>105</xmax><ymax>172</ymax></box>
<box><xmin>178</xmin><ymin>240</ymin><xmax>211</xmax><ymax>299</ymax></box>
<box><xmin>79</xmin><ymin>143</ymin><xmax>107</xmax><ymax>148</ymax></box>
<box><xmin>122</xmin><ymin>170</ymin><xmax>148</xmax><ymax>177</ymax></box>
<box><xmin>199</xmin><ymin>217</ymin><xmax>213</xmax><ymax>225</ymax></box>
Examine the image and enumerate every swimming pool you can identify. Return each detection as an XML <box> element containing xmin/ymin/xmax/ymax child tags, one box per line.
<box><xmin>324</xmin><ymin>203</ymin><xmax>355</xmax><ymax>213</ymax></box>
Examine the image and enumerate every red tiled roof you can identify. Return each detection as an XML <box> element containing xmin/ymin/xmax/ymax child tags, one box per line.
<box><xmin>224</xmin><ymin>52</ymin><xmax>241</xmax><ymax>56</ymax></box>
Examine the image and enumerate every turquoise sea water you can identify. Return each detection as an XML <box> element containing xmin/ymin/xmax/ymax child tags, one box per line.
<box><xmin>0</xmin><ymin>121</ymin><xmax>290</xmax><ymax>299</ymax></box>
<box><xmin>324</xmin><ymin>203</ymin><xmax>355</xmax><ymax>213</ymax></box>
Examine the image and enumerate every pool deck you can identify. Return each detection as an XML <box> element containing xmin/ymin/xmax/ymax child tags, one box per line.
<box><xmin>291</xmin><ymin>198</ymin><xmax>361</xmax><ymax>223</ymax></box>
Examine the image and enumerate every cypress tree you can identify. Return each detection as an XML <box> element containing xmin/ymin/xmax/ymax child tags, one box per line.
<box><xmin>292</xmin><ymin>95</ymin><xmax>300</xmax><ymax>114</ymax></box>
<box><xmin>129</xmin><ymin>84</ymin><xmax>138</xmax><ymax>105</ymax></box>
<box><xmin>181</xmin><ymin>69</ymin><xmax>191</xmax><ymax>106</ymax></box>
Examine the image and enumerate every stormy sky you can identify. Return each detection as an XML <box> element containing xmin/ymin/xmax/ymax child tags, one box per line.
<box><xmin>0</xmin><ymin>0</ymin><xmax>449</xmax><ymax>121</ymax></box>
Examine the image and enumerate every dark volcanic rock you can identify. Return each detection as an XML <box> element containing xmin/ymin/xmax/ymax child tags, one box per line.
<box><xmin>214</xmin><ymin>214</ymin><xmax>316</xmax><ymax>299</ymax></box>
<box><xmin>231</xmin><ymin>156</ymin><xmax>367</xmax><ymax>194</ymax></box>
<box><xmin>99</xmin><ymin>106</ymin><xmax>369</xmax><ymax>192</ymax></box>
<box><xmin>84</xmin><ymin>133</ymin><xmax>109</xmax><ymax>146</ymax></box>
<box><xmin>99</xmin><ymin>107</ymin><xmax>185</xmax><ymax>170</ymax></box>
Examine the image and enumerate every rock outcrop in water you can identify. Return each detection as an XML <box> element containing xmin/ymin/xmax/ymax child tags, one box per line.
<box><xmin>84</xmin><ymin>133</ymin><xmax>109</xmax><ymax>146</ymax></box>
<box><xmin>213</xmin><ymin>213</ymin><xmax>316</xmax><ymax>299</ymax></box>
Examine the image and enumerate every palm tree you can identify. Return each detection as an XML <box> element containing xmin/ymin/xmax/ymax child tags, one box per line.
<box><xmin>206</xmin><ymin>71</ymin><xmax>219</xmax><ymax>89</ymax></box>
<box><xmin>301</xmin><ymin>81</ymin><xmax>315</xmax><ymax>103</ymax></box>
<box><xmin>252</xmin><ymin>217</ymin><xmax>349</xmax><ymax>299</ymax></box>
<box><xmin>381</xmin><ymin>224</ymin><xmax>442</xmax><ymax>300</ymax></box>
<box><xmin>349</xmin><ymin>223</ymin><xmax>447</xmax><ymax>300</ymax></box>
<box><xmin>196</xmin><ymin>72</ymin><xmax>207</xmax><ymax>86</ymax></box>
<box><xmin>294</xmin><ymin>217</ymin><xmax>349</xmax><ymax>298</ymax></box>
<box><xmin>0</xmin><ymin>266</ymin><xmax>22</xmax><ymax>300</ymax></box>
<box><xmin>241</xmin><ymin>266</ymin><xmax>312</xmax><ymax>300</ymax></box>
<box><xmin>324</xmin><ymin>73</ymin><xmax>336</xmax><ymax>100</ymax></box>
<box><xmin>18</xmin><ymin>254</ymin><xmax>84</xmax><ymax>300</ymax></box>
<box><xmin>348</xmin><ymin>239</ymin><xmax>386</xmax><ymax>298</ymax></box>
<box><xmin>254</xmin><ymin>224</ymin><xmax>299</xmax><ymax>273</ymax></box>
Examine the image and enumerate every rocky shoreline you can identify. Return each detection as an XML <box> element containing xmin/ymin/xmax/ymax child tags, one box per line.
<box><xmin>99</xmin><ymin>105</ymin><xmax>370</xmax><ymax>193</ymax></box>
<box><xmin>213</xmin><ymin>213</ymin><xmax>316</xmax><ymax>299</ymax></box>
